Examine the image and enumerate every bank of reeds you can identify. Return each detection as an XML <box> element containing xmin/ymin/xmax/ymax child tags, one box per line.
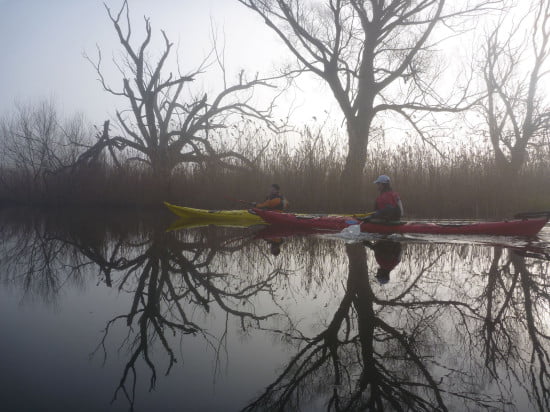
<box><xmin>1</xmin><ymin>129</ymin><xmax>549</xmax><ymax>218</ymax></box>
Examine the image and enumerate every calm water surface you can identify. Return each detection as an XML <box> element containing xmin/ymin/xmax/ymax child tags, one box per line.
<box><xmin>1</xmin><ymin>209</ymin><xmax>550</xmax><ymax>412</ymax></box>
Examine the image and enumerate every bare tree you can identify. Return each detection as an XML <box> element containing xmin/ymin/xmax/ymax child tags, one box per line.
<box><xmin>238</xmin><ymin>0</ymin><xmax>501</xmax><ymax>186</ymax></box>
<box><xmin>478</xmin><ymin>0</ymin><xmax>550</xmax><ymax>176</ymax></box>
<box><xmin>0</xmin><ymin>99</ymin><xmax>91</xmax><ymax>200</ymax></box>
<box><xmin>83</xmin><ymin>0</ymin><xmax>282</xmax><ymax>186</ymax></box>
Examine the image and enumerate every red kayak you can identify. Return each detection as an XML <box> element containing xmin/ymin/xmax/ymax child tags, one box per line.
<box><xmin>251</xmin><ymin>209</ymin><xmax>549</xmax><ymax>237</ymax></box>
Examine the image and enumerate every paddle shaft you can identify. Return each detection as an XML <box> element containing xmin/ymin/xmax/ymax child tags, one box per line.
<box><xmin>514</xmin><ymin>211</ymin><xmax>550</xmax><ymax>219</ymax></box>
<box><xmin>224</xmin><ymin>195</ymin><xmax>255</xmax><ymax>206</ymax></box>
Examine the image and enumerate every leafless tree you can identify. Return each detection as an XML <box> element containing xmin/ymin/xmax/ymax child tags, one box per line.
<box><xmin>478</xmin><ymin>0</ymin><xmax>550</xmax><ymax>176</ymax></box>
<box><xmin>0</xmin><ymin>99</ymin><xmax>91</xmax><ymax>200</ymax></box>
<box><xmin>238</xmin><ymin>0</ymin><xmax>501</xmax><ymax>186</ymax></box>
<box><xmin>82</xmin><ymin>0</ymin><xmax>283</xmax><ymax>188</ymax></box>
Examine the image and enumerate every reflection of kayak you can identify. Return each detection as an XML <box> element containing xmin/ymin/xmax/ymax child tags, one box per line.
<box><xmin>165</xmin><ymin>217</ymin><xmax>261</xmax><ymax>232</ymax></box>
<box><xmin>253</xmin><ymin>223</ymin><xmax>340</xmax><ymax>240</ymax></box>
<box><xmin>164</xmin><ymin>202</ymin><xmax>371</xmax><ymax>225</ymax></box>
<box><xmin>252</xmin><ymin>209</ymin><xmax>549</xmax><ymax>237</ymax></box>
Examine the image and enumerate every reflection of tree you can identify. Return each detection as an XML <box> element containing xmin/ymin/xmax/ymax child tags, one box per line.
<box><xmin>82</xmin><ymin>227</ymin><xmax>286</xmax><ymax>409</ymax></box>
<box><xmin>3</xmin><ymin>211</ymin><xmax>550</xmax><ymax>412</ymax></box>
<box><xmin>0</xmin><ymin>212</ymin><xmax>286</xmax><ymax>411</ymax></box>
<box><xmin>0</xmin><ymin>211</ymin><xmax>92</xmax><ymax>304</ymax></box>
<box><xmin>244</xmin><ymin>243</ymin><xmax>484</xmax><ymax>411</ymax></box>
<box><xmin>243</xmin><ymin>240</ymin><xmax>550</xmax><ymax>411</ymax></box>
<box><xmin>480</xmin><ymin>246</ymin><xmax>550</xmax><ymax>412</ymax></box>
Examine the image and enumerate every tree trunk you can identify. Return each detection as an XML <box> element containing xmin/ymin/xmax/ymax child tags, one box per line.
<box><xmin>151</xmin><ymin>149</ymin><xmax>173</xmax><ymax>197</ymax></box>
<box><xmin>509</xmin><ymin>144</ymin><xmax>527</xmax><ymax>175</ymax></box>
<box><xmin>340</xmin><ymin>118</ymin><xmax>372</xmax><ymax>206</ymax></box>
<box><xmin>342</xmin><ymin>131</ymin><xmax>367</xmax><ymax>182</ymax></box>
<box><xmin>493</xmin><ymin>142</ymin><xmax>527</xmax><ymax>178</ymax></box>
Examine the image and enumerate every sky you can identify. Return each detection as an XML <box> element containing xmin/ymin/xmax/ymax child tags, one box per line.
<box><xmin>0</xmin><ymin>0</ymin><xmax>331</xmax><ymax>126</ymax></box>
<box><xmin>0</xmin><ymin>0</ymin><xmax>541</xmax><ymax>148</ymax></box>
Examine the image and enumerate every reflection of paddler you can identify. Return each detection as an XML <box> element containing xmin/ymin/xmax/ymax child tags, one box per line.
<box><xmin>266</xmin><ymin>238</ymin><xmax>284</xmax><ymax>256</ymax></box>
<box><xmin>363</xmin><ymin>240</ymin><xmax>402</xmax><ymax>284</ymax></box>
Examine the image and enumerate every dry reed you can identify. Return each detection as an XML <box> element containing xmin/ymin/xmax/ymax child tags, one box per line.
<box><xmin>1</xmin><ymin>127</ymin><xmax>549</xmax><ymax>218</ymax></box>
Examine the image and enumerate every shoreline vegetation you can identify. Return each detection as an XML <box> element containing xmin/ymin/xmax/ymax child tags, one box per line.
<box><xmin>1</xmin><ymin>130</ymin><xmax>548</xmax><ymax>219</ymax></box>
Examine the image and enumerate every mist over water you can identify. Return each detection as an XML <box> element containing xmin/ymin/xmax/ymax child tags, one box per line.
<box><xmin>1</xmin><ymin>209</ymin><xmax>550</xmax><ymax>412</ymax></box>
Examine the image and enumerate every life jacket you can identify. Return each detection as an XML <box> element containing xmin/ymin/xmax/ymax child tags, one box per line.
<box><xmin>373</xmin><ymin>190</ymin><xmax>401</xmax><ymax>221</ymax></box>
<box><xmin>257</xmin><ymin>194</ymin><xmax>289</xmax><ymax>211</ymax></box>
<box><xmin>375</xmin><ymin>191</ymin><xmax>400</xmax><ymax>211</ymax></box>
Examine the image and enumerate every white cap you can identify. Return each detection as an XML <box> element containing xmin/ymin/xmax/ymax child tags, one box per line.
<box><xmin>373</xmin><ymin>175</ymin><xmax>391</xmax><ymax>184</ymax></box>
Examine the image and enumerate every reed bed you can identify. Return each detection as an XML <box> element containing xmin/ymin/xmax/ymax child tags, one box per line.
<box><xmin>1</xmin><ymin>127</ymin><xmax>549</xmax><ymax>219</ymax></box>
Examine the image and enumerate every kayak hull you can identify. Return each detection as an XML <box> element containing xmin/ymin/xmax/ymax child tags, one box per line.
<box><xmin>164</xmin><ymin>202</ymin><xmax>372</xmax><ymax>226</ymax></box>
<box><xmin>164</xmin><ymin>202</ymin><xmax>264</xmax><ymax>224</ymax></box>
<box><xmin>252</xmin><ymin>209</ymin><xmax>548</xmax><ymax>237</ymax></box>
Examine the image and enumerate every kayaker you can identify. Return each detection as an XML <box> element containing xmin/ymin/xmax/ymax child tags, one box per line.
<box><xmin>366</xmin><ymin>175</ymin><xmax>404</xmax><ymax>221</ymax></box>
<box><xmin>364</xmin><ymin>240</ymin><xmax>402</xmax><ymax>284</ymax></box>
<box><xmin>253</xmin><ymin>183</ymin><xmax>289</xmax><ymax>211</ymax></box>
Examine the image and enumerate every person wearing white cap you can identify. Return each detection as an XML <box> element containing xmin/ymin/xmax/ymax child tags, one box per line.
<box><xmin>368</xmin><ymin>175</ymin><xmax>404</xmax><ymax>221</ymax></box>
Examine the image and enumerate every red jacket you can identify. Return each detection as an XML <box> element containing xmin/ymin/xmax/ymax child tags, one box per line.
<box><xmin>375</xmin><ymin>191</ymin><xmax>400</xmax><ymax>211</ymax></box>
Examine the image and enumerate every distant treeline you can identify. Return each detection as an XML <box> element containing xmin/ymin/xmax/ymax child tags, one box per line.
<box><xmin>1</xmin><ymin>117</ymin><xmax>548</xmax><ymax>219</ymax></box>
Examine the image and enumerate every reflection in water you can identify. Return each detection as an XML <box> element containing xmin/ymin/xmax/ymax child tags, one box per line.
<box><xmin>481</xmin><ymin>247</ymin><xmax>550</xmax><ymax>412</ymax></box>
<box><xmin>84</xmin><ymin>226</ymin><xmax>287</xmax><ymax>409</ymax></box>
<box><xmin>265</xmin><ymin>238</ymin><xmax>284</xmax><ymax>256</ymax></box>
<box><xmin>242</xmin><ymin>233</ymin><xmax>550</xmax><ymax>410</ymax></box>
<box><xmin>1</xmin><ymin>209</ymin><xmax>550</xmax><ymax>411</ymax></box>
<box><xmin>243</xmin><ymin>242</ymin><xmax>463</xmax><ymax>411</ymax></box>
<box><xmin>363</xmin><ymin>240</ymin><xmax>402</xmax><ymax>284</ymax></box>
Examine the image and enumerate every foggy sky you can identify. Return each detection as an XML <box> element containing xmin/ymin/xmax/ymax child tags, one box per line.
<box><xmin>0</xmin><ymin>0</ymin><xmax>304</xmax><ymax>125</ymax></box>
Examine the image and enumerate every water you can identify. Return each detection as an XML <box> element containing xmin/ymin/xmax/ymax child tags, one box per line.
<box><xmin>1</xmin><ymin>208</ymin><xmax>550</xmax><ymax>412</ymax></box>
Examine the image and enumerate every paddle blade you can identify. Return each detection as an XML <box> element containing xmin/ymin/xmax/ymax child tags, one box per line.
<box><xmin>340</xmin><ymin>223</ymin><xmax>361</xmax><ymax>237</ymax></box>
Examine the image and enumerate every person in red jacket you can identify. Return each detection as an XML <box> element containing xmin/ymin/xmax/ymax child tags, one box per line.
<box><xmin>254</xmin><ymin>184</ymin><xmax>289</xmax><ymax>211</ymax></box>
<box><xmin>369</xmin><ymin>175</ymin><xmax>404</xmax><ymax>221</ymax></box>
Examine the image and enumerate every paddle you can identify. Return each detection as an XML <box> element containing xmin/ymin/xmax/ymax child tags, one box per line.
<box><xmin>353</xmin><ymin>211</ymin><xmax>376</xmax><ymax>222</ymax></box>
<box><xmin>336</xmin><ymin>213</ymin><xmax>377</xmax><ymax>237</ymax></box>
<box><xmin>224</xmin><ymin>195</ymin><xmax>256</xmax><ymax>207</ymax></box>
<box><xmin>513</xmin><ymin>211</ymin><xmax>550</xmax><ymax>219</ymax></box>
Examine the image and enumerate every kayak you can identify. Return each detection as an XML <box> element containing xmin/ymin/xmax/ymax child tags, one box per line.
<box><xmin>253</xmin><ymin>223</ymin><xmax>341</xmax><ymax>240</ymax></box>
<box><xmin>163</xmin><ymin>202</ymin><xmax>371</xmax><ymax>225</ymax></box>
<box><xmin>251</xmin><ymin>209</ymin><xmax>549</xmax><ymax>237</ymax></box>
<box><xmin>164</xmin><ymin>202</ymin><xmax>264</xmax><ymax>224</ymax></box>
